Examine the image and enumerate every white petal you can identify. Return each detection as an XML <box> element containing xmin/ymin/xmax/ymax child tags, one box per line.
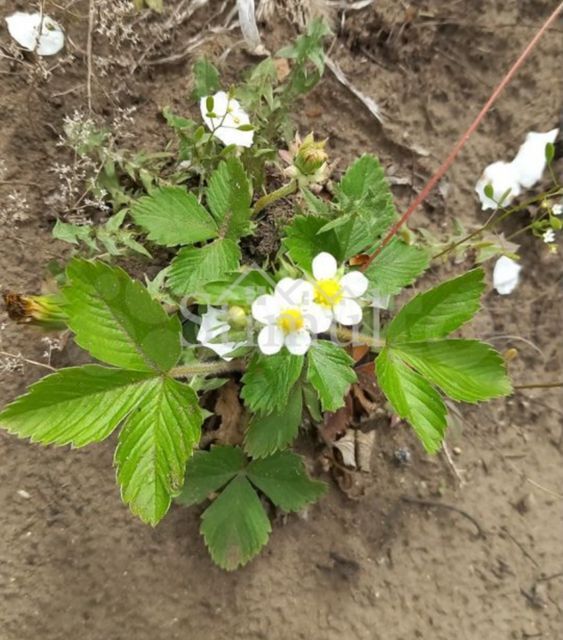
<box><xmin>333</xmin><ymin>298</ymin><xmax>363</xmax><ymax>326</ymax></box>
<box><xmin>475</xmin><ymin>161</ymin><xmax>521</xmax><ymax>211</ymax></box>
<box><xmin>510</xmin><ymin>128</ymin><xmax>559</xmax><ymax>189</ymax></box>
<box><xmin>274</xmin><ymin>278</ymin><xmax>314</xmax><ymax>307</ymax></box>
<box><xmin>284</xmin><ymin>330</ymin><xmax>312</xmax><ymax>355</ymax></box>
<box><xmin>251</xmin><ymin>294</ymin><xmax>280</xmax><ymax>325</ymax></box>
<box><xmin>6</xmin><ymin>12</ymin><xmax>64</xmax><ymax>56</ymax></box>
<box><xmin>200</xmin><ymin>92</ymin><xmax>254</xmax><ymax>148</ymax></box>
<box><xmin>340</xmin><ymin>271</ymin><xmax>368</xmax><ymax>298</ymax></box>
<box><xmin>197</xmin><ymin>307</ymin><xmax>229</xmax><ymax>343</ymax></box>
<box><xmin>493</xmin><ymin>256</ymin><xmax>521</xmax><ymax>295</ymax></box>
<box><xmin>303</xmin><ymin>303</ymin><xmax>333</xmax><ymax>334</ymax></box>
<box><xmin>258</xmin><ymin>325</ymin><xmax>284</xmax><ymax>355</ymax></box>
<box><xmin>312</xmin><ymin>252</ymin><xmax>338</xmax><ymax>280</ymax></box>
<box><xmin>370</xmin><ymin>291</ymin><xmax>391</xmax><ymax>310</ymax></box>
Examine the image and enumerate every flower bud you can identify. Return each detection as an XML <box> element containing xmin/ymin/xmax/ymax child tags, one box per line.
<box><xmin>227</xmin><ymin>305</ymin><xmax>248</xmax><ymax>330</ymax></box>
<box><xmin>2</xmin><ymin>292</ymin><xmax>67</xmax><ymax>329</ymax></box>
<box><xmin>294</xmin><ymin>133</ymin><xmax>328</xmax><ymax>177</ymax></box>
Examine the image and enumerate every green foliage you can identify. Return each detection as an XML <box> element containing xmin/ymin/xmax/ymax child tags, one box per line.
<box><xmin>241</xmin><ymin>352</ymin><xmax>304</xmax><ymax>414</ymax></box>
<box><xmin>377</xmin><ymin>269</ymin><xmax>511</xmax><ymax>452</ymax></box>
<box><xmin>283</xmin><ymin>215</ymin><xmax>344</xmax><ymax>272</ymax></box>
<box><xmin>364</xmin><ymin>238</ymin><xmax>429</xmax><ymax>296</ymax></box>
<box><xmin>179</xmin><ymin>446</ymin><xmax>326</xmax><ymax>570</ymax></box>
<box><xmin>193</xmin><ymin>59</ymin><xmax>221</xmax><ymax>99</ymax></box>
<box><xmin>306</xmin><ymin>341</ymin><xmax>357</xmax><ymax>412</ymax></box>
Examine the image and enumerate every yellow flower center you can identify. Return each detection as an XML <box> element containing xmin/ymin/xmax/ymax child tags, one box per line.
<box><xmin>277</xmin><ymin>308</ymin><xmax>304</xmax><ymax>334</ymax></box>
<box><xmin>314</xmin><ymin>278</ymin><xmax>343</xmax><ymax>307</ymax></box>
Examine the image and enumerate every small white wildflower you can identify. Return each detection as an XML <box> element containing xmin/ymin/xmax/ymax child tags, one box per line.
<box><xmin>552</xmin><ymin>203</ymin><xmax>562</xmax><ymax>216</ymax></box>
<box><xmin>311</xmin><ymin>252</ymin><xmax>368</xmax><ymax>326</ymax></box>
<box><xmin>475</xmin><ymin>128</ymin><xmax>559</xmax><ymax>211</ymax></box>
<box><xmin>6</xmin><ymin>12</ymin><xmax>65</xmax><ymax>56</ymax></box>
<box><xmin>493</xmin><ymin>256</ymin><xmax>521</xmax><ymax>295</ymax></box>
<box><xmin>200</xmin><ymin>91</ymin><xmax>254</xmax><ymax>148</ymax></box>
<box><xmin>542</xmin><ymin>229</ymin><xmax>555</xmax><ymax>244</ymax></box>
<box><xmin>197</xmin><ymin>307</ymin><xmax>246</xmax><ymax>361</ymax></box>
<box><xmin>252</xmin><ymin>278</ymin><xmax>331</xmax><ymax>356</ymax></box>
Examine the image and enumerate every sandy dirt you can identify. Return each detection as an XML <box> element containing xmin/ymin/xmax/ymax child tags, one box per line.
<box><xmin>0</xmin><ymin>1</ymin><xmax>562</xmax><ymax>639</ymax></box>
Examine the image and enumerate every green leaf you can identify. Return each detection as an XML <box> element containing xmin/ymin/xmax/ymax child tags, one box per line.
<box><xmin>364</xmin><ymin>238</ymin><xmax>429</xmax><ymax>296</ymax></box>
<box><xmin>131</xmin><ymin>187</ymin><xmax>218</xmax><ymax>247</ymax></box>
<box><xmin>167</xmin><ymin>239</ymin><xmax>241</xmax><ymax>296</ymax></box>
<box><xmin>177</xmin><ymin>445</ymin><xmax>247</xmax><ymax>506</ymax></box>
<box><xmin>376</xmin><ymin>348</ymin><xmax>447</xmax><ymax>454</ymax></box>
<box><xmin>283</xmin><ymin>215</ymin><xmax>344</xmax><ymax>272</ymax></box>
<box><xmin>244</xmin><ymin>386</ymin><xmax>303</xmax><ymax>458</ymax></box>
<box><xmin>206</xmin><ymin>159</ymin><xmax>252</xmax><ymax>239</ymax></box>
<box><xmin>340</xmin><ymin>154</ymin><xmax>391</xmax><ymax>202</ymax></box>
<box><xmin>196</xmin><ymin>269</ymin><xmax>273</xmax><ymax>305</ymax></box>
<box><xmin>394</xmin><ymin>339</ymin><xmax>512</xmax><ymax>402</ymax></box>
<box><xmin>385</xmin><ymin>269</ymin><xmax>485</xmax><ymax>343</ymax></box>
<box><xmin>306</xmin><ymin>341</ymin><xmax>357</xmax><ymax>412</ymax></box>
<box><xmin>200</xmin><ymin>475</ymin><xmax>271</xmax><ymax>571</ymax></box>
<box><xmin>64</xmin><ymin>259</ymin><xmax>181</xmax><ymax>372</ymax></box>
<box><xmin>247</xmin><ymin>451</ymin><xmax>327</xmax><ymax>512</ymax></box>
<box><xmin>193</xmin><ymin>59</ymin><xmax>221</xmax><ymax>99</ymax></box>
<box><xmin>116</xmin><ymin>376</ymin><xmax>202</xmax><ymax>525</ymax></box>
<box><xmin>241</xmin><ymin>351</ymin><xmax>304</xmax><ymax>414</ymax></box>
<box><xmin>0</xmin><ymin>365</ymin><xmax>154</xmax><ymax>446</ymax></box>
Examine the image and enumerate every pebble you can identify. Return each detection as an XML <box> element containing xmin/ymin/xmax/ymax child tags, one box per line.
<box><xmin>17</xmin><ymin>489</ymin><xmax>31</xmax><ymax>499</ymax></box>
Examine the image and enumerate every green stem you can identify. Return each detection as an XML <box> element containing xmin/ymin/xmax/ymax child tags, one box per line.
<box><xmin>336</xmin><ymin>327</ymin><xmax>384</xmax><ymax>349</ymax></box>
<box><xmin>170</xmin><ymin>359</ymin><xmax>246</xmax><ymax>379</ymax></box>
<box><xmin>253</xmin><ymin>180</ymin><xmax>297</xmax><ymax>215</ymax></box>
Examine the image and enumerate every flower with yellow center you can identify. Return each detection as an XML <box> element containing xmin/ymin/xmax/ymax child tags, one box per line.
<box><xmin>251</xmin><ymin>278</ymin><xmax>331</xmax><ymax>355</ymax></box>
<box><xmin>200</xmin><ymin>91</ymin><xmax>254</xmax><ymax>148</ymax></box>
<box><xmin>311</xmin><ymin>252</ymin><xmax>368</xmax><ymax>326</ymax></box>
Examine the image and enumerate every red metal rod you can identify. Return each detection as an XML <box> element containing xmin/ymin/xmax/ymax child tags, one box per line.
<box><xmin>362</xmin><ymin>1</ymin><xmax>563</xmax><ymax>270</ymax></box>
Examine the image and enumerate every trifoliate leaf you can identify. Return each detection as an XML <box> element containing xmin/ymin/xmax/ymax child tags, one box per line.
<box><xmin>241</xmin><ymin>351</ymin><xmax>304</xmax><ymax>414</ymax></box>
<box><xmin>131</xmin><ymin>187</ymin><xmax>218</xmax><ymax>247</ymax></box>
<box><xmin>247</xmin><ymin>451</ymin><xmax>327</xmax><ymax>512</ymax></box>
<box><xmin>0</xmin><ymin>365</ymin><xmax>154</xmax><ymax>446</ymax></box>
<box><xmin>376</xmin><ymin>348</ymin><xmax>447</xmax><ymax>454</ymax></box>
<box><xmin>177</xmin><ymin>445</ymin><xmax>247</xmax><ymax>506</ymax></box>
<box><xmin>200</xmin><ymin>475</ymin><xmax>271</xmax><ymax>571</ymax></box>
<box><xmin>385</xmin><ymin>269</ymin><xmax>485</xmax><ymax>343</ymax></box>
<box><xmin>115</xmin><ymin>376</ymin><xmax>202</xmax><ymax>525</ymax></box>
<box><xmin>206</xmin><ymin>158</ymin><xmax>252</xmax><ymax>239</ymax></box>
<box><xmin>64</xmin><ymin>259</ymin><xmax>181</xmax><ymax>372</ymax></box>
<box><xmin>364</xmin><ymin>238</ymin><xmax>429</xmax><ymax>296</ymax></box>
<box><xmin>394</xmin><ymin>339</ymin><xmax>512</xmax><ymax>403</ymax></box>
<box><xmin>193</xmin><ymin>59</ymin><xmax>221</xmax><ymax>99</ymax></box>
<box><xmin>167</xmin><ymin>239</ymin><xmax>241</xmax><ymax>296</ymax></box>
<box><xmin>306</xmin><ymin>340</ymin><xmax>357</xmax><ymax>412</ymax></box>
<box><xmin>283</xmin><ymin>215</ymin><xmax>344</xmax><ymax>272</ymax></box>
<box><xmin>244</xmin><ymin>386</ymin><xmax>303</xmax><ymax>458</ymax></box>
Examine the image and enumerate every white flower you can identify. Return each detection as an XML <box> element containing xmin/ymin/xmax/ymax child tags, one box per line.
<box><xmin>552</xmin><ymin>203</ymin><xmax>562</xmax><ymax>216</ymax></box>
<box><xmin>251</xmin><ymin>278</ymin><xmax>331</xmax><ymax>355</ymax></box>
<box><xmin>197</xmin><ymin>307</ymin><xmax>246</xmax><ymax>361</ymax></box>
<box><xmin>6</xmin><ymin>12</ymin><xmax>65</xmax><ymax>56</ymax></box>
<box><xmin>200</xmin><ymin>91</ymin><xmax>254</xmax><ymax>148</ymax></box>
<box><xmin>543</xmin><ymin>229</ymin><xmax>555</xmax><ymax>244</ymax></box>
<box><xmin>311</xmin><ymin>252</ymin><xmax>368</xmax><ymax>326</ymax></box>
<box><xmin>475</xmin><ymin>128</ymin><xmax>559</xmax><ymax>211</ymax></box>
<box><xmin>493</xmin><ymin>256</ymin><xmax>522</xmax><ymax>295</ymax></box>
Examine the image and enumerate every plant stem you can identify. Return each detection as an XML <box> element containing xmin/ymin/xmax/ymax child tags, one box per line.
<box><xmin>514</xmin><ymin>381</ymin><xmax>563</xmax><ymax>390</ymax></box>
<box><xmin>361</xmin><ymin>1</ymin><xmax>563</xmax><ymax>271</ymax></box>
<box><xmin>336</xmin><ymin>327</ymin><xmax>384</xmax><ymax>349</ymax></box>
<box><xmin>253</xmin><ymin>180</ymin><xmax>297</xmax><ymax>215</ymax></box>
<box><xmin>170</xmin><ymin>359</ymin><xmax>246</xmax><ymax>379</ymax></box>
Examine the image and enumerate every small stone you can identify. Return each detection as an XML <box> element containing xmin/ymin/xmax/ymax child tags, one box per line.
<box><xmin>17</xmin><ymin>489</ymin><xmax>31</xmax><ymax>499</ymax></box>
<box><xmin>393</xmin><ymin>447</ymin><xmax>411</xmax><ymax>466</ymax></box>
<box><xmin>514</xmin><ymin>493</ymin><xmax>535</xmax><ymax>515</ymax></box>
<box><xmin>452</xmin><ymin>446</ymin><xmax>462</xmax><ymax>456</ymax></box>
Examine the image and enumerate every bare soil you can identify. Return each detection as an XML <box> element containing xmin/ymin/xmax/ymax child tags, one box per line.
<box><xmin>1</xmin><ymin>1</ymin><xmax>562</xmax><ymax>639</ymax></box>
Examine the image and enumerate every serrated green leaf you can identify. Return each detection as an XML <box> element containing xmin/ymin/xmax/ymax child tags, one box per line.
<box><xmin>200</xmin><ymin>475</ymin><xmax>271</xmax><ymax>571</ymax></box>
<box><xmin>193</xmin><ymin>59</ymin><xmax>221</xmax><ymax>99</ymax></box>
<box><xmin>364</xmin><ymin>238</ymin><xmax>429</xmax><ymax>296</ymax></box>
<box><xmin>195</xmin><ymin>269</ymin><xmax>273</xmax><ymax>305</ymax></box>
<box><xmin>116</xmin><ymin>376</ymin><xmax>202</xmax><ymax>525</ymax></box>
<box><xmin>385</xmin><ymin>269</ymin><xmax>485</xmax><ymax>343</ymax></box>
<box><xmin>0</xmin><ymin>365</ymin><xmax>154</xmax><ymax>446</ymax></box>
<box><xmin>306</xmin><ymin>341</ymin><xmax>357</xmax><ymax>412</ymax></box>
<box><xmin>131</xmin><ymin>187</ymin><xmax>218</xmax><ymax>247</ymax></box>
<box><xmin>283</xmin><ymin>215</ymin><xmax>344</xmax><ymax>272</ymax></box>
<box><xmin>247</xmin><ymin>451</ymin><xmax>327</xmax><ymax>512</ymax></box>
<box><xmin>394</xmin><ymin>339</ymin><xmax>512</xmax><ymax>403</ymax></box>
<box><xmin>339</xmin><ymin>154</ymin><xmax>390</xmax><ymax>202</ymax></box>
<box><xmin>177</xmin><ymin>445</ymin><xmax>247</xmax><ymax>506</ymax></box>
<box><xmin>244</xmin><ymin>386</ymin><xmax>302</xmax><ymax>458</ymax></box>
<box><xmin>241</xmin><ymin>351</ymin><xmax>304</xmax><ymax>414</ymax></box>
<box><xmin>206</xmin><ymin>159</ymin><xmax>252</xmax><ymax>239</ymax></box>
<box><xmin>167</xmin><ymin>239</ymin><xmax>241</xmax><ymax>296</ymax></box>
<box><xmin>376</xmin><ymin>348</ymin><xmax>447</xmax><ymax>453</ymax></box>
<box><xmin>64</xmin><ymin>259</ymin><xmax>181</xmax><ymax>372</ymax></box>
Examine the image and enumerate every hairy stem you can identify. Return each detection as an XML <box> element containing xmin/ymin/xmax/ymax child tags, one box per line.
<box><xmin>336</xmin><ymin>327</ymin><xmax>384</xmax><ymax>349</ymax></box>
<box><xmin>170</xmin><ymin>359</ymin><xmax>246</xmax><ymax>379</ymax></box>
<box><xmin>253</xmin><ymin>180</ymin><xmax>297</xmax><ymax>215</ymax></box>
